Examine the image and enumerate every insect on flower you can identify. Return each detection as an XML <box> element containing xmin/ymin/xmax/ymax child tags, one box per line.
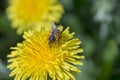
<box><xmin>7</xmin><ymin>24</ymin><xmax>84</xmax><ymax>80</ymax></box>
<box><xmin>49</xmin><ymin>23</ymin><xmax>61</xmax><ymax>44</ymax></box>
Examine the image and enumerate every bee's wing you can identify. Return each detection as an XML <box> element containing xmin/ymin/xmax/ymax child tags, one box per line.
<box><xmin>57</xmin><ymin>25</ymin><xmax>63</xmax><ymax>32</ymax></box>
<box><xmin>51</xmin><ymin>22</ymin><xmax>56</xmax><ymax>32</ymax></box>
<box><xmin>57</xmin><ymin>25</ymin><xmax>62</xmax><ymax>29</ymax></box>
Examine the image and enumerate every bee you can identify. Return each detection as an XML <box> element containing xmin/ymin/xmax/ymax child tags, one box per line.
<box><xmin>49</xmin><ymin>23</ymin><xmax>61</xmax><ymax>44</ymax></box>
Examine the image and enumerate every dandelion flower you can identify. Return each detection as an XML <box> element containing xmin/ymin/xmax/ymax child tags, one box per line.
<box><xmin>7</xmin><ymin>23</ymin><xmax>84</xmax><ymax>80</ymax></box>
<box><xmin>7</xmin><ymin>0</ymin><xmax>64</xmax><ymax>34</ymax></box>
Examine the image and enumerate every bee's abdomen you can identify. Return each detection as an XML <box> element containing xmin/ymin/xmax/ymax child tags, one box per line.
<box><xmin>49</xmin><ymin>35</ymin><xmax>56</xmax><ymax>44</ymax></box>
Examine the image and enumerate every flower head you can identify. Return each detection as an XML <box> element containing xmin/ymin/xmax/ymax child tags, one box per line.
<box><xmin>7</xmin><ymin>23</ymin><xmax>84</xmax><ymax>80</ymax></box>
<box><xmin>7</xmin><ymin>0</ymin><xmax>64</xmax><ymax>34</ymax></box>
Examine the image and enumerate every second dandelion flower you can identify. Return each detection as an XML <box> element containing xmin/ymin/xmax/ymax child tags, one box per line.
<box><xmin>7</xmin><ymin>0</ymin><xmax>64</xmax><ymax>34</ymax></box>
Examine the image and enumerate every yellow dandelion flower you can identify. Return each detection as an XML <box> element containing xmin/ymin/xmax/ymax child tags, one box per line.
<box><xmin>7</xmin><ymin>0</ymin><xmax>64</xmax><ymax>34</ymax></box>
<box><xmin>7</xmin><ymin>23</ymin><xmax>84</xmax><ymax>80</ymax></box>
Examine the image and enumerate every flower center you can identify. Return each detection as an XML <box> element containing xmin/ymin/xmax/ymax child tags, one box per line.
<box><xmin>16</xmin><ymin>0</ymin><xmax>49</xmax><ymax>22</ymax></box>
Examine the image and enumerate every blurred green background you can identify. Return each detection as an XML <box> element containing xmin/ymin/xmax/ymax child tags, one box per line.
<box><xmin>0</xmin><ymin>0</ymin><xmax>120</xmax><ymax>80</ymax></box>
